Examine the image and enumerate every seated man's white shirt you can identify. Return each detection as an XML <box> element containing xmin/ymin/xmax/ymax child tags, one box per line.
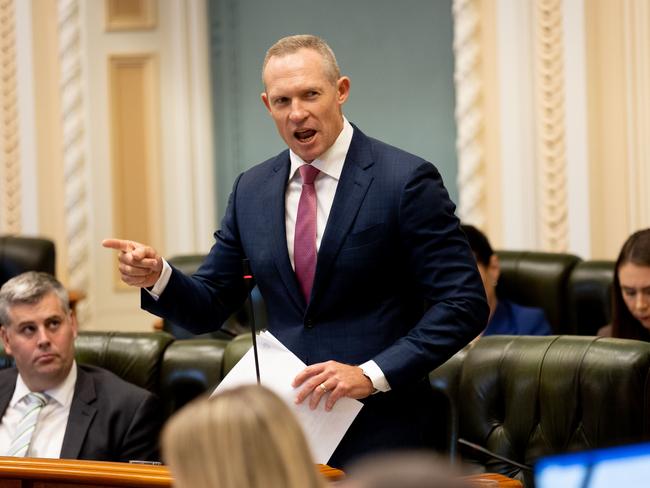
<box><xmin>0</xmin><ymin>361</ymin><xmax>77</xmax><ymax>457</ymax></box>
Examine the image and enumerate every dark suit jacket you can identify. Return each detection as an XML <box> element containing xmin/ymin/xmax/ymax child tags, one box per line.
<box><xmin>0</xmin><ymin>364</ymin><xmax>161</xmax><ymax>462</ymax></box>
<box><xmin>143</xmin><ymin>125</ymin><xmax>488</xmax><ymax>466</ymax></box>
<box><xmin>483</xmin><ymin>299</ymin><xmax>552</xmax><ymax>336</ymax></box>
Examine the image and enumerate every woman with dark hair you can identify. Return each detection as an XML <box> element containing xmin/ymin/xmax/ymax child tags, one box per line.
<box><xmin>599</xmin><ymin>229</ymin><xmax>650</xmax><ymax>340</ymax></box>
<box><xmin>460</xmin><ymin>224</ymin><xmax>551</xmax><ymax>336</ymax></box>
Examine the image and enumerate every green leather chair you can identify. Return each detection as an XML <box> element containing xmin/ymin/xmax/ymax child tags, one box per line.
<box><xmin>430</xmin><ymin>335</ymin><xmax>650</xmax><ymax>487</ymax></box>
<box><xmin>159</xmin><ymin>337</ymin><xmax>230</xmax><ymax>418</ymax></box>
<box><xmin>567</xmin><ymin>260</ymin><xmax>615</xmax><ymax>335</ymax></box>
<box><xmin>0</xmin><ymin>235</ymin><xmax>56</xmax><ymax>287</ymax></box>
<box><xmin>496</xmin><ymin>251</ymin><xmax>582</xmax><ymax>334</ymax></box>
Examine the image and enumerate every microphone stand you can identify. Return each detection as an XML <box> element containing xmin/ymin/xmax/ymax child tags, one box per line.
<box><xmin>242</xmin><ymin>259</ymin><xmax>260</xmax><ymax>384</ymax></box>
<box><xmin>458</xmin><ymin>438</ymin><xmax>533</xmax><ymax>472</ymax></box>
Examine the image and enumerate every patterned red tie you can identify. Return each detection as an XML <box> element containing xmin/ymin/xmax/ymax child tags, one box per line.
<box><xmin>294</xmin><ymin>164</ymin><xmax>320</xmax><ymax>302</ymax></box>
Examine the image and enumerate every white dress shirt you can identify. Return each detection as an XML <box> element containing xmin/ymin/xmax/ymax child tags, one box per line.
<box><xmin>150</xmin><ymin>117</ymin><xmax>390</xmax><ymax>392</ymax></box>
<box><xmin>0</xmin><ymin>362</ymin><xmax>77</xmax><ymax>457</ymax></box>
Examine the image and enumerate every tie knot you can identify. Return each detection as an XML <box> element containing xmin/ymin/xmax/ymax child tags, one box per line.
<box><xmin>299</xmin><ymin>164</ymin><xmax>320</xmax><ymax>185</ymax></box>
<box><xmin>26</xmin><ymin>392</ymin><xmax>47</xmax><ymax>407</ymax></box>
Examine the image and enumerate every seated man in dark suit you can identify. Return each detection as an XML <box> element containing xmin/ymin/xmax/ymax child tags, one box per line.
<box><xmin>461</xmin><ymin>224</ymin><xmax>552</xmax><ymax>336</ymax></box>
<box><xmin>0</xmin><ymin>272</ymin><xmax>161</xmax><ymax>461</ymax></box>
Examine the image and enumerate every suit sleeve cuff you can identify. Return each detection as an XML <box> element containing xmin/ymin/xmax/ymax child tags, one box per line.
<box><xmin>146</xmin><ymin>259</ymin><xmax>172</xmax><ymax>300</ymax></box>
<box><xmin>359</xmin><ymin>360</ymin><xmax>391</xmax><ymax>393</ymax></box>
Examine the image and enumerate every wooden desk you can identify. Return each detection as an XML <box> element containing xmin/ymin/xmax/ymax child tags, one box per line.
<box><xmin>0</xmin><ymin>457</ymin><xmax>344</xmax><ymax>487</ymax></box>
<box><xmin>0</xmin><ymin>458</ymin><xmax>519</xmax><ymax>488</ymax></box>
<box><xmin>464</xmin><ymin>473</ymin><xmax>523</xmax><ymax>487</ymax></box>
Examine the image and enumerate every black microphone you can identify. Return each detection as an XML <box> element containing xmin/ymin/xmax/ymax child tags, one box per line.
<box><xmin>242</xmin><ymin>259</ymin><xmax>260</xmax><ymax>384</ymax></box>
<box><xmin>458</xmin><ymin>438</ymin><xmax>533</xmax><ymax>472</ymax></box>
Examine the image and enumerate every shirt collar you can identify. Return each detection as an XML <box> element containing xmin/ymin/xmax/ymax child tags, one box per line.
<box><xmin>11</xmin><ymin>361</ymin><xmax>78</xmax><ymax>408</ymax></box>
<box><xmin>288</xmin><ymin>117</ymin><xmax>354</xmax><ymax>181</ymax></box>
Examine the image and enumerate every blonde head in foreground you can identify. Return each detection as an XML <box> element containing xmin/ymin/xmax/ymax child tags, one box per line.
<box><xmin>162</xmin><ymin>384</ymin><xmax>325</xmax><ymax>488</ymax></box>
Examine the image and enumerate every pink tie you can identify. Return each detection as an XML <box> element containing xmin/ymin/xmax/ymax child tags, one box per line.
<box><xmin>294</xmin><ymin>164</ymin><xmax>320</xmax><ymax>302</ymax></box>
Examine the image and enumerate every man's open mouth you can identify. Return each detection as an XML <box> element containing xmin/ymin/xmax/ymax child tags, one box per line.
<box><xmin>294</xmin><ymin>129</ymin><xmax>316</xmax><ymax>143</ymax></box>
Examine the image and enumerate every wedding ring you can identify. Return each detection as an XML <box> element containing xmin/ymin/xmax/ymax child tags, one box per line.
<box><xmin>319</xmin><ymin>383</ymin><xmax>329</xmax><ymax>393</ymax></box>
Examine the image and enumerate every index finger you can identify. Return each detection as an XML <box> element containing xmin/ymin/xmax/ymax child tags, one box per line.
<box><xmin>102</xmin><ymin>238</ymin><xmax>135</xmax><ymax>252</ymax></box>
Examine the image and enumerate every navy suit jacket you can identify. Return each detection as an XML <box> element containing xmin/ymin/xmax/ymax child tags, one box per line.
<box><xmin>143</xmin><ymin>125</ymin><xmax>488</xmax><ymax>465</ymax></box>
<box><xmin>0</xmin><ymin>365</ymin><xmax>161</xmax><ymax>462</ymax></box>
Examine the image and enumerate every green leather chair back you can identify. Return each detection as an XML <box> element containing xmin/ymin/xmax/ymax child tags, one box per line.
<box><xmin>567</xmin><ymin>260</ymin><xmax>615</xmax><ymax>335</ymax></box>
<box><xmin>496</xmin><ymin>251</ymin><xmax>582</xmax><ymax>334</ymax></box>
<box><xmin>222</xmin><ymin>333</ymin><xmax>253</xmax><ymax>376</ymax></box>
<box><xmin>74</xmin><ymin>331</ymin><xmax>174</xmax><ymax>394</ymax></box>
<box><xmin>0</xmin><ymin>236</ymin><xmax>56</xmax><ymax>287</ymax></box>
<box><xmin>159</xmin><ymin>338</ymin><xmax>229</xmax><ymax>418</ymax></box>
<box><xmin>430</xmin><ymin>335</ymin><xmax>650</xmax><ymax>487</ymax></box>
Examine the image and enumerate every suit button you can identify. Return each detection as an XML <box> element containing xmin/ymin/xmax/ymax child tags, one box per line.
<box><xmin>305</xmin><ymin>318</ymin><xmax>314</xmax><ymax>328</ymax></box>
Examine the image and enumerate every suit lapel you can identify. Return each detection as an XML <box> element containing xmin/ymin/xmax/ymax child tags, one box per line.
<box><xmin>60</xmin><ymin>365</ymin><xmax>97</xmax><ymax>459</ymax></box>
<box><xmin>0</xmin><ymin>369</ymin><xmax>17</xmax><ymax>417</ymax></box>
<box><xmin>310</xmin><ymin>128</ymin><xmax>375</xmax><ymax>307</ymax></box>
<box><xmin>267</xmin><ymin>152</ymin><xmax>305</xmax><ymax>311</ymax></box>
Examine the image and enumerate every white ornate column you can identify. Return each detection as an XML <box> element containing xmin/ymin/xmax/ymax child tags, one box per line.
<box><xmin>0</xmin><ymin>0</ymin><xmax>21</xmax><ymax>234</ymax></box>
<box><xmin>533</xmin><ymin>0</ymin><xmax>569</xmax><ymax>252</ymax></box>
<box><xmin>58</xmin><ymin>0</ymin><xmax>91</xmax><ymax>323</ymax></box>
<box><xmin>453</xmin><ymin>0</ymin><xmax>486</xmax><ymax>229</ymax></box>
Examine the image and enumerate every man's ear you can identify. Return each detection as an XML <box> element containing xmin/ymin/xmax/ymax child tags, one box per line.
<box><xmin>261</xmin><ymin>92</ymin><xmax>271</xmax><ymax>113</ymax></box>
<box><xmin>336</xmin><ymin>76</ymin><xmax>351</xmax><ymax>105</ymax></box>
<box><xmin>0</xmin><ymin>326</ymin><xmax>12</xmax><ymax>356</ymax></box>
<box><xmin>488</xmin><ymin>254</ymin><xmax>501</xmax><ymax>284</ymax></box>
<box><xmin>70</xmin><ymin>312</ymin><xmax>78</xmax><ymax>339</ymax></box>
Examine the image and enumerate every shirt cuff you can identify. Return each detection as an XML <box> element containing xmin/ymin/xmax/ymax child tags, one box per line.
<box><xmin>359</xmin><ymin>360</ymin><xmax>391</xmax><ymax>393</ymax></box>
<box><xmin>145</xmin><ymin>259</ymin><xmax>172</xmax><ymax>300</ymax></box>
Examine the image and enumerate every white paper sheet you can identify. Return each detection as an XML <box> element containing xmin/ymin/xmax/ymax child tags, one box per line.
<box><xmin>212</xmin><ymin>331</ymin><xmax>363</xmax><ymax>464</ymax></box>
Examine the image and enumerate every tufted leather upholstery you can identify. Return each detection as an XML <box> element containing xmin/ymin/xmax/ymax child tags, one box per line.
<box><xmin>0</xmin><ymin>236</ymin><xmax>55</xmax><ymax>287</ymax></box>
<box><xmin>567</xmin><ymin>260</ymin><xmax>615</xmax><ymax>335</ymax></box>
<box><xmin>159</xmin><ymin>338</ymin><xmax>230</xmax><ymax>417</ymax></box>
<box><xmin>496</xmin><ymin>251</ymin><xmax>581</xmax><ymax>334</ymax></box>
<box><xmin>430</xmin><ymin>335</ymin><xmax>650</xmax><ymax>487</ymax></box>
<box><xmin>74</xmin><ymin>331</ymin><xmax>175</xmax><ymax>393</ymax></box>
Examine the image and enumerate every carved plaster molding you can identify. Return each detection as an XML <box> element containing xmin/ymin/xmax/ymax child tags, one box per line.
<box><xmin>0</xmin><ymin>0</ymin><xmax>21</xmax><ymax>234</ymax></box>
<box><xmin>58</xmin><ymin>0</ymin><xmax>90</xmax><ymax>323</ymax></box>
<box><xmin>534</xmin><ymin>0</ymin><xmax>569</xmax><ymax>251</ymax></box>
<box><xmin>453</xmin><ymin>0</ymin><xmax>486</xmax><ymax>229</ymax></box>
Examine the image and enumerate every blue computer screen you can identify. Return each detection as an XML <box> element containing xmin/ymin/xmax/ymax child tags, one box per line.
<box><xmin>535</xmin><ymin>442</ymin><xmax>650</xmax><ymax>488</ymax></box>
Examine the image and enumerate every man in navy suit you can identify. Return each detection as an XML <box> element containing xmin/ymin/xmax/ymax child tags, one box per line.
<box><xmin>104</xmin><ymin>34</ymin><xmax>488</xmax><ymax>467</ymax></box>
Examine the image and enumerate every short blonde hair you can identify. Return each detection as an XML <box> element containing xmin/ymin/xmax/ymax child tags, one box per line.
<box><xmin>262</xmin><ymin>34</ymin><xmax>341</xmax><ymax>86</ymax></box>
<box><xmin>162</xmin><ymin>385</ymin><xmax>326</xmax><ymax>488</ymax></box>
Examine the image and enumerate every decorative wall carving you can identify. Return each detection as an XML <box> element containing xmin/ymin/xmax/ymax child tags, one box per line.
<box><xmin>534</xmin><ymin>0</ymin><xmax>569</xmax><ymax>251</ymax></box>
<box><xmin>453</xmin><ymin>0</ymin><xmax>486</xmax><ymax>229</ymax></box>
<box><xmin>58</xmin><ymin>0</ymin><xmax>90</xmax><ymax>323</ymax></box>
<box><xmin>0</xmin><ymin>0</ymin><xmax>21</xmax><ymax>234</ymax></box>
